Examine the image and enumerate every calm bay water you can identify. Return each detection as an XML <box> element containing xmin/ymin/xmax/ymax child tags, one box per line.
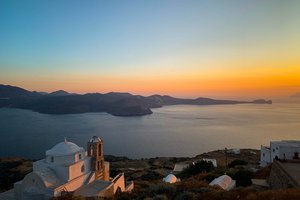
<box><xmin>0</xmin><ymin>103</ymin><xmax>300</xmax><ymax>159</ymax></box>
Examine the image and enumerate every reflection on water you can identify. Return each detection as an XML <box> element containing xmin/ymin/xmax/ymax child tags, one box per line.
<box><xmin>0</xmin><ymin>103</ymin><xmax>299</xmax><ymax>159</ymax></box>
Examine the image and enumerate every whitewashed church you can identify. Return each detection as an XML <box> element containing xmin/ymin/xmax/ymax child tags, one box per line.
<box><xmin>13</xmin><ymin>136</ymin><xmax>134</xmax><ymax>200</ymax></box>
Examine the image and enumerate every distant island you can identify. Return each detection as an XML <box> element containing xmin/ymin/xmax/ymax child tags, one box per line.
<box><xmin>291</xmin><ymin>92</ymin><xmax>300</xmax><ymax>98</ymax></box>
<box><xmin>0</xmin><ymin>84</ymin><xmax>272</xmax><ymax>116</ymax></box>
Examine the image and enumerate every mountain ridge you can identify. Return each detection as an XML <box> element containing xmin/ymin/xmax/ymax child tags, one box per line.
<box><xmin>0</xmin><ymin>84</ymin><xmax>272</xmax><ymax>116</ymax></box>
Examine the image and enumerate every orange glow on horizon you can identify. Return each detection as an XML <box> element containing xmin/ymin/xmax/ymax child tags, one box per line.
<box><xmin>3</xmin><ymin>64</ymin><xmax>300</xmax><ymax>100</ymax></box>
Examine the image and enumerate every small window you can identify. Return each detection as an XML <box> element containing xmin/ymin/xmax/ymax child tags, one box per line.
<box><xmin>32</xmin><ymin>179</ymin><xmax>35</xmax><ymax>183</ymax></box>
<box><xmin>263</xmin><ymin>153</ymin><xmax>265</xmax><ymax>157</ymax></box>
<box><xmin>81</xmin><ymin>165</ymin><xmax>85</xmax><ymax>172</ymax></box>
<box><xmin>79</xmin><ymin>154</ymin><xmax>82</xmax><ymax>160</ymax></box>
<box><xmin>273</xmin><ymin>149</ymin><xmax>275</xmax><ymax>153</ymax></box>
<box><xmin>51</xmin><ymin>157</ymin><xmax>54</xmax><ymax>162</ymax></box>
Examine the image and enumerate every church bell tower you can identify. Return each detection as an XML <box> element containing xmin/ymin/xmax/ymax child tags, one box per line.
<box><xmin>87</xmin><ymin>136</ymin><xmax>105</xmax><ymax>180</ymax></box>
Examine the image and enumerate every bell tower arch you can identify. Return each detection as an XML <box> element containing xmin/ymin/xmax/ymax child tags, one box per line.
<box><xmin>87</xmin><ymin>136</ymin><xmax>104</xmax><ymax>180</ymax></box>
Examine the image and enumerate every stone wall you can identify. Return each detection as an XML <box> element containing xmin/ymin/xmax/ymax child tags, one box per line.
<box><xmin>268</xmin><ymin>161</ymin><xmax>299</xmax><ymax>189</ymax></box>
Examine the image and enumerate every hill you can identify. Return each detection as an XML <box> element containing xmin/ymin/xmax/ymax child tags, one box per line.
<box><xmin>0</xmin><ymin>84</ymin><xmax>272</xmax><ymax>116</ymax></box>
<box><xmin>48</xmin><ymin>90</ymin><xmax>75</xmax><ymax>96</ymax></box>
<box><xmin>3</xmin><ymin>150</ymin><xmax>300</xmax><ymax>200</ymax></box>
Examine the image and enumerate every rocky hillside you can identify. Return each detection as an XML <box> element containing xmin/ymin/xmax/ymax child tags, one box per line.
<box><xmin>0</xmin><ymin>157</ymin><xmax>32</xmax><ymax>192</ymax></box>
<box><xmin>2</xmin><ymin>149</ymin><xmax>300</xmax><ymax>200</ymax></box>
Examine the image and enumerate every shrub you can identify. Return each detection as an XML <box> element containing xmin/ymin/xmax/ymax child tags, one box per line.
<box><xmin>141</xmin><ymin>170</ymin><xmax>162</xmax><ymax>181</ymax></box>
<box><xmin>227</xmin><ymin>169</ymin><xmax>254</xmax><ymax>187</ymax></box>
<box><xmin>153</xmin><ymin>194</ymin><xmax>168</xmax><ymax>200</ymax></box>
<box><xmin>228</xmin><ymin>159</ymin><xmax>248</xmax><ymax>168</ymax></box>
<box><xmin>179</xmin><ymin>160</ymin><xmax>214</xmax><ymax>179</ymax></box>
<box><xmin>174</xmin><ymin>191</ymin><xmax>197</xmax><ymax>200</ymax></box>
<box><xmin>148</xmin><ymin>183</ymin><xmax>176</xmax><ymax>196</ymax></box>
<box><xmin>204</xmin><ymin>173</ymin><xmax>220</xmax><ymax>183</ymax></box>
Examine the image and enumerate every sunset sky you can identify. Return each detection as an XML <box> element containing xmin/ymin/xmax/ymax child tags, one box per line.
<box><xmin>1</xmin><ymin>0</ymin><xmax>300</xmax><ymax>99</ymax></box>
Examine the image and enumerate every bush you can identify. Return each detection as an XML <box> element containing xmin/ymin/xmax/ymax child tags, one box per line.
<box><xmin>148</xmin><ymin>183</ymin><xmax>176</xmax><ymax>196</ymax></box>
<box><xmin>174</xmin><ymin>191</ymin><xmax>197</xmax><ymax>200</ymax></box>
<box><xmin>227</xmin><ymin>169</ymin><xmax>253</xmax><ymax>187</ymax></box>
<box><xmin>153</xmin><ymin>194</ymin><xmax>168</xmax><ymax>200</ymax></box>
<box><xmin>141</xmin><ymin>170</ymin><xmax>162</xmax><ymax>181</ymax></box>
<box><xmin>204</xmin><ymin>173</ymin><xmax>220</xmax><ymax>183</ymax></box>
<box><xmin>228</xmin><ymin>159</ymin><xmax>248</xmax><ymax>168</ymax></box>
<box><xmin>179</xmin><ymin>160</ymin><xmax>214</xmax><ymax>179</ymax></box>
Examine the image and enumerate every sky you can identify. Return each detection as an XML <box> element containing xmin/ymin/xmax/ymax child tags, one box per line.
<box><xmin>0</xmin><ymin>0</ymin><xmax>300</xmax><ymax>99</ymax></box>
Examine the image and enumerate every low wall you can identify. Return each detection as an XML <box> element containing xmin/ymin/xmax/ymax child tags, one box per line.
<box><xmin>268</xmin><ymin>161</ymin><xmax>299</xmax><ymax>189</ymax></box>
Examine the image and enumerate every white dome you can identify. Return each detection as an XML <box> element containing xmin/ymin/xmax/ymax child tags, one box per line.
<box><xmin>89</xmin><ymin>136</ymin><xmax>102</xmax><ymax>143</ymax></box>
<box><xmin>163</xmin><ymin>174</ymin><xmax>177</xmax><ymax>183</ymax></box>
<box><xmin>46</xmin><ymin>140</ymin><xmax>82</xmax><ymax>156</ymax></box>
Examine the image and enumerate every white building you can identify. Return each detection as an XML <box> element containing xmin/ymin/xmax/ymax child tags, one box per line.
<box><xmin>260</xmin><ymin>140</ymin><xmax>300</xmax><ymax>166</ymax></box>
<box><xmin>13</xmin><ymin>136</ymin><xmax>133</xmax><ymax>200</ymax></box>
<box><xmin>209</xmin><ymin>175</ymin><xmax>236</xmax><ymax>191</ymax></box>
<box><xmin>228</xmin><ymin>148</ymin><xmax>240</xmax><ymax>155</ymax></box>
<box><xmin>173</xmin><ymin>163</ymin><xmax>189</xmax><ymax>173</ymax></box>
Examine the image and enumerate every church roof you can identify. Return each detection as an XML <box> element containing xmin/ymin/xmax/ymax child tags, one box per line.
<box><xmin>46</xmin><ymin>139</ymin><xmax>83</xmax><ymax>156</ymax></box>
<box><xmin>35</xmin><ymin>168</ymin><xmax>61</xmax><ymax>188</ymax></box>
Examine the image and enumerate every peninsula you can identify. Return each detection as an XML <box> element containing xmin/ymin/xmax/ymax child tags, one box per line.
<box><xmin>0</xmin><ymin>84</ymin><xmax>272</xmax><ymax>116</ymax></box>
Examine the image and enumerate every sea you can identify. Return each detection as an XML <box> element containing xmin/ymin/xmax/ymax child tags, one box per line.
<box><xmin>0</xmin><ymin>103</ymin><xmax>300</xmax><ymax>159</ymax></box>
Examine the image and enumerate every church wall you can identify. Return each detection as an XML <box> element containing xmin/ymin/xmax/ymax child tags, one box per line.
<box><xmin>53</xmin><ymin>165</ymin><xmax>69</xmax><ymax>182</ymax></box>
<box><xmin>33</xmin><ymin>159</ymin><xmax>68</xmax><ymax>182</ymax></box>
<box><xmin>102</xmin><ymin>184</ymin><xmax>114</xmax><ymax>198</ymax></box>
<box><xmin>74</xmin><ymin>151</ymin><xmax>86</xmax><ymax>162</ymax></box>
<box><xmin>54</xmin><ymin>173</ymin><xmax>90</xmax><ymax>196</ymax></box>
<box><xmin>112</xmin><ymin>173</ymin><xmax>125</xmax><ymax>194</ymax></box>
<box><xmin>33</xmin><ymin>159</ymin><xmax>47</xmax><ymax>171</ymax></box>
<box><xmin>32</xmin><ymin>159</ymin><xmax>69</xmax><ymax>185</ymax></box>
<box><xmin>14</xmin><ymin>172</ymin><xmax>52</xmax><ymax>200</ymax></box>
<box><xmin>69</xmin><ymin>157</ymin><xmax>91</xmax><ymax>181</ymax></box>
<box><xmin>45</xmin><ymin>149</ymin><xmax>85</xmax><ymax>166</ymax></box>
<box><xmin>14</xmin><ymin>181</ymin><xmax>23</xmax><ymax>200</ymax></box>
<box><xmin>125</xmin><ymin>181</ymin><xmax>134</xmax><ymax>192</ymax></box>
<box><xmin>103</xmin><ymin>161</ymin><xmax>110</xmax><ymax>181</ymax></box>
<box><xmin>47</xmin><ymin>154</ymin><xmax>75</xmax><ymax>165</ymax></box>
<box><xmin>22</xmin><ymin>172</ymin><xmax>47</xmax><ymax>192</ymax></box>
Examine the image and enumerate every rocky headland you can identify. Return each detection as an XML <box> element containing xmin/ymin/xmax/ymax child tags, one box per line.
<box><xmin>0</xmin><ymin>84</ymin><xmax>272</xmax><ymax>116</ymax></box>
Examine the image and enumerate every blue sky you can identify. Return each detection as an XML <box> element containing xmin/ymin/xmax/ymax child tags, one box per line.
<box><xmin>0</xmin><ymin>0</ymin><xmax>300</xmax><ymax>98</ymax></box>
